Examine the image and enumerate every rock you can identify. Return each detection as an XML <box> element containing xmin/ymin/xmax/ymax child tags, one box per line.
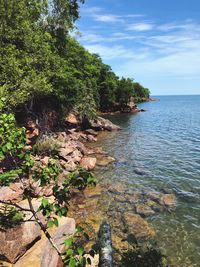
<box><xmin>29</xmin><ymin>178</ymin><xmax>53</xmax><ymax>197</ymax></box>
<box><xmin>87</xmin><ymin>135</ymin><xmax>97</xmax><ymax>142</ymax></box>
<box><xmin>56</xmin><ymin>132</ymin><xmax>68</xmax><ymax>143</ymax></box>
<box><xmin>71</xmin><ymin>149</ymin><xmax>83</xmax><ymax>163</ymax></box>
<box><xmin>93</xmin><ymin>147</ymin><xmax>106</xmax><ymax>155</ymax></box>
<box><xmin>58</xmin><ymin>146</ymin><xmax>74</xmax><ymax>160</ymax></box>
<box><xmin>85</xmin><ymin>129</ymin><xmax>98</xmax><ymax>136</ymax></box>
<box><xmin>59</xmin><ymin>159</ymin><xmax>77</xmax><ymax>171</ymax></box>
<box><xmin>89</xmin><ymin>116</ymin><xmax>121</xmax><ymax>131</ymax></box>
<box><xmin>80</xmin><ymin>157</ymin><xmax>97</xmax><ymax>170</ymax></box>
<box><xmin>65</xmin><ymin>113</ymin><xmax>78</xmax><ymax>125</ymax></box>
<box><xmin>14</xmin><ymin>217</ymin><xmax>75</xmax><ymax>267</ymax></box>
<box><xmin>40</xmin><ymin>156</ymin><xmax>50</xmax><ymax>166</ymax></box>
<box><xmin>96</xmin><ymin>156</ymin><xmax>115</xmax><ymax>166</ymax></box>
<box><xmin>135</xmin><ymin>204</ymin><xmax>155</xmax><ymax>217</ymax></box>
<box><xmin>41</xmin><ymin>218</ymin><xmax>75</xmax><ymax>267</ymax></box>
<box><xmin>146</xmin><ymin>192</ymin><xmax>176</xmax><ymax>208</ymax></box>
<box><xmin>146</xmin><ymin>191</ymin><xmax>161</xmax><ymax>202</ymax></box>
<box><xmin>123</xmin><ymin>213</ymin><xmax>155</xmax><ymax>240</ymax></box>
<box><xmin>26</xmin><ymin>128</ymin><xmax>39</xmax><ymax>142</ymax></box>
<box><xmin>159</xmin><ymin>194</ymin><xmax>176</xmax><ymax>207</ymax></box>
<box><xmin>0</xmin><ymin>183</ymin><xmax>24</xmax><ymax>203</ymax></box>
<box><xmin>0</xmin><ymin>221</ymin><xmax>41</xmax><ymax>263</ymax></box>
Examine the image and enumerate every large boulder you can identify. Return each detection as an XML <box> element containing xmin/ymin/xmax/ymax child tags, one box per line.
<box><xmin>0</xmin><ymin>221</ymin><xmax>41</xmax><ymax>263</ymax></box>
<box><xmin>14</xmin><ymin>217</ymin><xmax>76</xmax><ymax>267</ymax></box>
<box><xmin>89</xmin><ymin>116</ymin><xmax>121</xmax><ymax>131</ymax></box>
<box><xmin>80</xmin><ymin>157</ymin><xmax>97</xmax><ymax>170</ymax></box>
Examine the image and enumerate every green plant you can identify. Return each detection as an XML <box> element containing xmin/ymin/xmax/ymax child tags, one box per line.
<box><xmin>33</xmin><ymin>136</ymin><xmax>61</xmax><ymax>156</ymax></box>
<box><xmin>63</xmin><ymin>226</ymin><xmax>96</xmax><ymax>267</ymax></box>
<box><xmin>66</xmin><ymin>168</ymin><xmax>97</xmax><ymax>190</ymax></box>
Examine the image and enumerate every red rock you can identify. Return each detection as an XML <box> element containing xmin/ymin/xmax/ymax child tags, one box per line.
<box><xmin>0</xmin><ymin>183</ymin><xmax>24</xmax><ymax>203</ymax></box>
<box><xmin>40</xmin><ymin>156</ymin><xmax>50</xmax><ymax>166</ymax></box>
<box><xmin>0</xmin><ymin>221</ymin><xmax>41</xmax><ymax>263</ymax></box>
<box><xmin>65</xmin><ymin>113</ymin><xmax>78</xmax><ymax>125</ymax></box>
<box><xmin>80</xmin><ymin>157</ymin><xmax>97</xmax><ymax>170</ymax></box>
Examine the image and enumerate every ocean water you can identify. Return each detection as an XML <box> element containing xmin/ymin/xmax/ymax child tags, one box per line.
<box><xmin>95</xmin><ymin>95</ymin><xmax>200</xmax><ymax>266</ymax></box>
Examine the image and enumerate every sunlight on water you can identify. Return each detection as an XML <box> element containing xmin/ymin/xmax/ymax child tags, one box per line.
<box><xmin>95</xmin><ymin>95</ymin><xmax>200</xmax><ymax>267</ymax></box>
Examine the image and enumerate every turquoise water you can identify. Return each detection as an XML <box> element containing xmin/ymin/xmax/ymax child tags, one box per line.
<box><xmin>96</xmin><ymin>95</ymin><xmax>200</xmax><ymax>266</ymax></box>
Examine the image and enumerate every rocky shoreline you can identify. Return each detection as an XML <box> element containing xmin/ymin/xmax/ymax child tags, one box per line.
<box><xmin>0</xmin><ymin>114</ymin><xmax>120</xmax><ymax>267</ymax></box>
<box><xmin>0</xmin><ymin>111</ymin><xmax>176</xmax><ymax>267</ymax></box>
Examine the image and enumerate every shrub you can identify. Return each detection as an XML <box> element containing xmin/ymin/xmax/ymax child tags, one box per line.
<box><xmin>33</xmin><ymin>135</ymin><xmax>61</xmax><ymax>156</ymax></box>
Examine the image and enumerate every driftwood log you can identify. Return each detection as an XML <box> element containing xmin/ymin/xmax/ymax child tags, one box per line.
<box><xmin>98</xmin><ymin>221</ymin><xmax>113</xmax><ymax>267</ymax></box>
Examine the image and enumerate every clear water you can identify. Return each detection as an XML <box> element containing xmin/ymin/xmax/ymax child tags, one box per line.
<box><xmin>95</xmin><ymin>95</ymin><xmax>200</xmax><ymax>267</ymax></box>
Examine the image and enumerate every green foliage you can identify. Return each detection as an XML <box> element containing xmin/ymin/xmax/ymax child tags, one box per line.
<box><xmin>66</xmin><ymin>168</ymin><xmax>97</xmax><ymax>190</ymax></box>
<box><xmin>63</xmin><ymin>227</ymin><xmax>95</xmax><ymax>267</ymax></box>
<box><xmin>0</xmin><ymin>0</ymin><xmax>150</xmax><ymax>119</ymax></box>
<box><xmin>33</xmin><ymin>136</ymin><xmax>61</xmax><ymax>156</ymax></box>
<box><xmin>0</xmin><ymin>206</ymin><xmax>24</xmax><ymax>228</ymax></box>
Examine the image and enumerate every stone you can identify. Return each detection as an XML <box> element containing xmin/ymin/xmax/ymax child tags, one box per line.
<box><xmin>14</xmin><ymin>217</ymin><xmax>75</xmax><ymax>267</ymax></box>
<box><xmin>71</xmin><ymin>149</ymin><xmax>83</xmax><ymax>163</ymax></box>
<box><xmin>65</xmin><ymin>113</ymin><xmax>78</xmax><ymax>125</ymax></box>
<box><xmin>96</xmin><ymin>156</ymin><xmax>115</xmax><ymax>166</ymax></box>
<box><xmin>93</xmin><ymin>147</ymin><xmax>106</xmax><ymax>155</ymax></box>
<box><xmin>146</xmin><ymin>191</ymin><xmax>161</xmax><ymax>202</ymax></box>
<box><xmin>58</xmin><ymin>146</ymin><xmax>74</xmax><ymax>160</ymax></box>
<box><xmin>41</xmin><ymin>218</ymin><xmax>75</xmax><ymax>267</ymax></box>
<box><xmin>135</xmin><ymin>204</ymin><xmax>155</xmax><ymax>217</ymax></box>
<box><xmin>123</xmin><ymin>213</ymin><xmax>155</xmax><ymax>240</ymax></box>
<box><xmin>80</xmin><ymin>157</ymin><xmax>97</xmax><ymax>170</ymax></box>
<box><xmin>0</xmin><ymin>183</ymin><xmax>24</xmax><ymax>203</ymax></box>
<box><xmin>159</xmin><ymin>194</ymin><xmax>176</xmax><ymax>207</ymax></box>
<box><xmin>89</xmin><ymin>116</ymin><xmax>121</xmax><ymax>131</ymax></box>
<box><xmin>85</xmin><ymin>129</ymin><xmax>98</xmax><ymax>136</ymax></box>
<box><xmin>40</xmin><ymin>156</ymin><xmax>50</xmax><ymax>166</ymax></box>
<box><xmin>87</xmin><ymin>135</ymin><xmax>97</xmax><ymax>142</ymax></box>
<box><xmin>0</xmin><ymin>221</ymin><xmax>41</xmax><ymax>263</ymax></box>
<box><xmin>59</xmin><ymin>159</ymin><xmax>77</xmax><ymax>172</ymax></box>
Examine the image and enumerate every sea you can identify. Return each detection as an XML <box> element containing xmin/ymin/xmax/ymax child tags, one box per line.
<box><xmin>95</xmin><ymin>95</ymin><xmax>200</xmax><ymax>267</ymax></box>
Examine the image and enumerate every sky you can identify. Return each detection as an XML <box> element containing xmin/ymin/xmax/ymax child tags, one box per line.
<box><xmin>74</xmin><ymin>0</ymin><xmax>200</xmax><ymax>95</ymax></box>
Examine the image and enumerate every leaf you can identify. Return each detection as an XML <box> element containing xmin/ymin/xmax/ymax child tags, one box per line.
<box><xmin>76</xmin><ymin>226</ymin><xmax>82</xmax><ymax>233</ymax></box>
<box><xmin>64</xmin><ymin>238</ymin><xmax>73</xmax><ymax>248</ymax></box>
<box><xmin>77</xmin><ymin>247</ymin><xmax>84</xmax><ymax>256</ymax></box>
<box><xmin>69</xmin><ymin>257</ymin><xmax>76</xmax><ymax>267</ymax></box>
<box><xmin>42</xmin><ymin>198</ymin><xmax>49</xmax><ymax>207</ymax></box>
<box><xmin>66</xmin><ymin>248</ymin><xmax>73</xmax><ymax>256</ymax></box>
<box><xmin>47</xmin><ymin>220</ymin><xmax>54</xmax><ymax>228</ymax></box>
<box><xmin>53</xmin><ymin>217</ymin><xmax>59</xmax><ymax>227</ymax></box>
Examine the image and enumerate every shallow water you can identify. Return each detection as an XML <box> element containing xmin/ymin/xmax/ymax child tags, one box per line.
<box><xmin>95</xmin><ymin>95</ymin><xmax>200</xmax><ymax>267</ymax></box>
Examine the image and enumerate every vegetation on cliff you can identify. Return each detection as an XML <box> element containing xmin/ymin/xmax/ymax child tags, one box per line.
<box><xmin>0</xmin><ymin>0</ymin><xmax>150</xmax><ymax>122</ymax></box>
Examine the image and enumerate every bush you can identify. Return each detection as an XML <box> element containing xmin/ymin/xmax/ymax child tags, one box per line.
<box><xmin>33</xmin><ymin>135</ymin><xmax>61</xmax><ymax>156</ymax></box>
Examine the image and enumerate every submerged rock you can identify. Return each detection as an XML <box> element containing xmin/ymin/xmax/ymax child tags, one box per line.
<box><xmin>123</xmin><ymin>213</ymin><xmax>155</xmax><ymax>240</ymax></box>
<box><xmin>159</xmin><ymin>194</ymin><xmax>176</xmax><ymax>207</ymax></box>
<box><xmin>135</xmin><ymin>204</ymin><xmax>155</xmax><ymax>217</ymax></box>
<box><xmin>96</xmin><ymin>156</ymin><xmax>115</xmax><ymax>166</ymax></box>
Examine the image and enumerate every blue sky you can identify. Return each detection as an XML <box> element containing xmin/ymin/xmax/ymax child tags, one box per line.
<box><xmin>75</xmin><ymin>0</ymin><xmax>200</xmax><ymax>95</ymax></box>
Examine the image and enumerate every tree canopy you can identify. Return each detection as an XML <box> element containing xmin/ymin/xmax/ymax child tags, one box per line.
<box><xmin>0</xmin><ymin>0</ymin><xmax>150</xmax><ymax>119</ymax></box>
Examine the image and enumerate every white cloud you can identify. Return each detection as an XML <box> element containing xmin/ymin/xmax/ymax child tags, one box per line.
<box><xmin>93</xmin><ymin>14</ymin><xmax>124</xmax><ymax>23</ymax></box>
<box><xmin>127</xmin><ymin>22</ymin><xmax>154</xmax><ymax>31</ymax></box>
